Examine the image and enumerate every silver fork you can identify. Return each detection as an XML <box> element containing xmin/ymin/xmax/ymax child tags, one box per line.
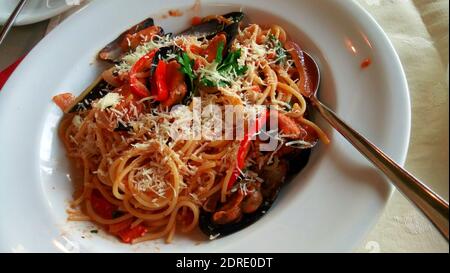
<box><xmin>0</xmin><ymin>0</ymin><xmax>29</xmax><ymax>46</ymax></box>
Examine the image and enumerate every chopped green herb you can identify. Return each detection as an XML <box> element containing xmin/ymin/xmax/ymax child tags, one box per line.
<box><xmin>178</xmin><ymin>45</ymin><xmax>247</xmax><ymax>90</ymax></box>
<box><xmin>201</xmin><ymin>77</ymin><xmax>228</xmax><ymax>88</ymax></box>
<box><xmin>201</xmin><ymin>48</ymin><xmax>248</xmax><ymax>88</ymax></box>
<box><xmin>217</xmin><ymin>48</ymin><xmax>242</xmax><ymax>72</ymax></box>
<box><xmin>90</xmin><ymin>229</ymin><xmax>98</xmax><ymax>234</ymax></box>
<box><xmin>268</xmin><ymin>34</ymin><xmax>288</xmax><ymax>64</ymax></box>
<box><xmin>177</xmin><ymin>52</ymin><xmax>195</xmax><ymax>82</ymax></box>
<box><xmin>215</xmin><ymin>41</ymin><xmax>225</xmax><ymax>64</ymax></box>
<box><xmin>235</xmin><ymin>65</ymin><xmax>248</xmax><ymax>76</ymax></box>
<box><xmin>177</xmin><ymin>52</ymin><xmax>196</xmax><ymax>104</ymax></box>
<box><xmin>200</xmin><ymin>78</ymin><xmax>215</xmax><ymax>87</ymax></box>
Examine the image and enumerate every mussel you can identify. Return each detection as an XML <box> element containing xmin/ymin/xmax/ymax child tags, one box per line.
<box><xmin>178</xmin><ymin>12</ymin><xmax>244</xmax><ymax>54</ymax></box>
<box><xmin>98</xmin><ymin>17</ymin><xmax>163</xmax><ymax>63</ymax></box>
<box><xmin>199</xmin><ymin>149</ymin><xmax>312</xmax><ymax>239</ymax></box>
<box><xmin>65</xmin><ymin>77</ymin><xmax>112</xmax><ymax>113</ymax></box>
<box><xmin>178</xmin><ymin>12</ymin><xmax>245</xmax><ymax>38</ymax></box>
<box><xmin>222</xmin><ymin>22</ymin><xmax>240</xmax><ymax>52</ymax></box>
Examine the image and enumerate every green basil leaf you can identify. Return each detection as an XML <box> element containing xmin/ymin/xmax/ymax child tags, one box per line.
<box><xmin>215</xmin><ymin>41</ymin><xmax>225</xmax><ymax>64</ymax></box>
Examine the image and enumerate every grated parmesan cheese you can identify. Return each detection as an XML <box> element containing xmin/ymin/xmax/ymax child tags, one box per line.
<box><xmin>94</xmin><ymin>93</ymin><xmax>123</xmax><ymax>110</ymax></box>
<box><xmin>72</xmin><ymin>115</ymin><xmax>83</xmax><ymax>129</ymax></box>
<box><xmin>132</xmin><ymin>143</ymin><xmax>150</xmax><ymax>149</ymax></box>
<box><xmin>134</xmin><ymin>165</ymin><xmax>169</xmax><ymax>196</ymax></box>
<box><xmin>115</xmin><ymin>34</ymin><xmax>177</xmax><ymax>73</ymax></box>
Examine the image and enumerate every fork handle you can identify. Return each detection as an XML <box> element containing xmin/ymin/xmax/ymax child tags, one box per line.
<box><xmin>0</xmin><ymin>0</ymin><xmax>29</xmax><ymax>46</ymax></box>
<box><xmin>311</xmin><ymin>97</ymin><xmax>449</xmax><ymax>240</ymax></box>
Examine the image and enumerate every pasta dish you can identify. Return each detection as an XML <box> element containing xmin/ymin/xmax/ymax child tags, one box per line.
<box><xmin>53</xmin><ymin>12</ymin><xmax>329</xmax><ymax>244</ymax></box>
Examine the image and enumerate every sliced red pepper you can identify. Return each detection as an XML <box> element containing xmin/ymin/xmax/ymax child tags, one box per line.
<box><xmin>90</xmin><ymin>190</ymin><xmax>117</xmax><ymax>219</ymax></box>
<box><xmin>227</xmin><ymin>109</ymin><xmax>269</xmax><ymax>190</ymax></box>
<box><xmin>129</xmin><ymin>49</ymin><xmax>158</xmax><ymax>98</ymax></box>
<box><xmin>162</xmin><ymin>60</ymin><xmax>187</xmax><ymax>107</ymax></box>
<box><xmin>151</xmin><ymin>60</ymin><xmax>169</xmax><ymax>102</ymax></box>
<box><xmin>117</xmin><ymin>224</ymin><xmax>148</xmax><ymax>244</ymax></box>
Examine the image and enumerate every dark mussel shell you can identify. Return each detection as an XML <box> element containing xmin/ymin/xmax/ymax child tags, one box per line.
<box><xmin>222</xmin><ymin>12</ymin><xmax>246</xmax><ymax>23</ymax></box>
<box><xmin>222</xmin><ymin>22</ymin><xmax>240</xmax><ymax>52</ymax></box>
<box><xmin>178</xmin><ymin>12</ymin><xmax>245</xmax><ymax>38</ymax></box>
<box><xmin>199</xmin><ymin>149</ymin><xmax>312</xmax><ymax>239</ymax></box>
<box><xmin>178</xmin><ymin>19</ymin><xmax>224</xmax><ymax>39</ymax></box>
<box><xmin>98</xmin><ymin>17</ymin><xmax>162</xmax><ymax>63</ymax></box>
<box><xmin>66</xmin><ymin>76</ymin><xmax>112</xmax><ymax>113</ymax></box>
<box><xmin>199</xmin><ymin>197</ymin><xmax>274</xmax><ymax>239</ymax></box>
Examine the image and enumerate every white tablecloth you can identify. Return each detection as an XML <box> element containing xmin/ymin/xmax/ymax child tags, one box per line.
<box><xmin>354</xmin><ymin>0</ymin><xmax>449</xmax><ymax>253</ymax></box>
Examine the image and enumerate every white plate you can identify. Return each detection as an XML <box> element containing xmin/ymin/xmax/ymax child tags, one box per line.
<box><xmin>0</xmin><ymin>0</ymin><xmax>75</xmax><ymax>26</ymax></box>
<box><xmin>0</xmin><ymin>0</ymin><xmax>410</xmax><ymax>252</ymax></box>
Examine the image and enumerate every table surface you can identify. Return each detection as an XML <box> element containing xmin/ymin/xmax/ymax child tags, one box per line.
<box><xmin>0</xmin><ymin>0</ymin><xmax>448</xmax><ymax>253</ymax></box>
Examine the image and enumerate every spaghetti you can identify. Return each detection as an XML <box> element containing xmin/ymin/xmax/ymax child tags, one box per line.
<box><xmin>53</xmin><ymin>14</ymin><xmax>329</xmax><ymax>244</ymax></box>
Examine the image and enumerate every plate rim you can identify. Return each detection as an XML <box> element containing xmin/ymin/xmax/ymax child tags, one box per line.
<box><xmin>0</xmin><ymin>1</ymin><xmax>74</xmax><ymax>26</ymax></box>
<box><xmin>0</xmin><ymin>0</ymin><xmax>411</xmax><ymax>252</ymax></box>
